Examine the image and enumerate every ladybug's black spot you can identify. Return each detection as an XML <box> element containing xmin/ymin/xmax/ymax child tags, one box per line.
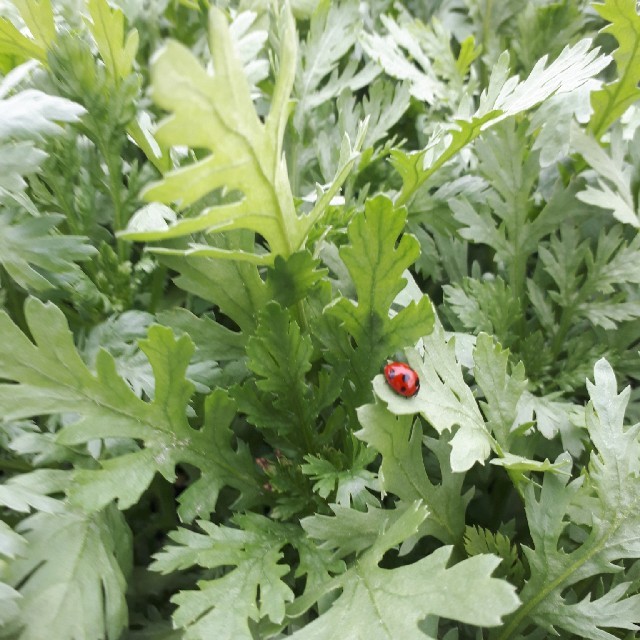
<box><xmin>388</xmin><ymin>369</ymin><xmax>396</xmax><ymax>378</ymax></box>
<box><xmin>403</xmin><ymin>374</ymin><xmax>410</xmax><ymax>382</ymax></box>
<box><xmin>400</xmin><ymin>386</ymin><xmax>407</xmax><ymax>392</ymax></box>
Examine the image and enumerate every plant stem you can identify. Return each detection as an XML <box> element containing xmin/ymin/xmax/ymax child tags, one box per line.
<box><xmin>0</xmin><ymin>458</ymin><xmax>34</xmax><ymax>473</ymax></box>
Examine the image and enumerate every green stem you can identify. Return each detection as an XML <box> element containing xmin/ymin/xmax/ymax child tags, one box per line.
<box><xmin>107</xmin><ymin>154</ymin><xmax>127</xmax><ymax>262</ymax></box>
<box><xmin>96</xmin><ymin>132</ymin><xmax>127</xmax><ymax>262</ymax></box>
<box><xmin>0</xmin><ymin>458</ymin><xmax>34</xmax><ymax>473</ymax></box>
<box><xmin>148</xmin><ymin>264</ymin><xmax>168</xmax><ymax>314</ymax></box>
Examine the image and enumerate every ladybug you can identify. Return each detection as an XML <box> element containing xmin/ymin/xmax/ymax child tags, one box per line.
<box><xmin>384</xmin><ymin>362</ymin><xmax>420</xmax><ymax>397</ymax></box>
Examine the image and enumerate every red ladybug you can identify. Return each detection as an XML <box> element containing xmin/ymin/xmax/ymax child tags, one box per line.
<box><xmin>384</xmin><ymin>362</ymin><xmax>420</xmax><ymax>397</ymax></box>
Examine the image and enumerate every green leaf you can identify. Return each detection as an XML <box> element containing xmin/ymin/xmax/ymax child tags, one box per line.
<box><xmin>327</xmin><ymin>195</ymin><xmax>434</xmax><ymax>396</ymax></box>
<box><xmin>0</xmin><ymin>212</ymin><xmax>96</xmax><ymax>291</ymax></box>
<box><xmin>158</xmin><ymin>232</ymin><xmax>269</xmax><ymax>333</ymax></box>
<box><xmin>157</xmin><ymin>307</ymin><xmax>246</xmax><ymax>363</ymax></box>
<box><xmin>84</xmin><ymin>0</ymin><xmax>139</xmax><ymax>81</ymax></box>
<box><xmin>395</xmin><ymin>38</ymin><xmax>609</xmax><ymax>205</ymax></box>
<box><xmin>0</xmin><ymin>583</ymin><xmax>20</xmax><ymax>628</ymax></box>
<box><xmin>473</xmin><ymin>333</ymin><xmax>527</xmax><ymax>448</ymax></box>
<box><xmin>356</xmin><ymin>402</ymin><xmax>471</xmax><ymax>544</ymax></box>
<box><xmin>175</xmin><ymin>390</ymin><xmax>258</xmax><ymax>522</ymax></box>
<box><xmin>238</xmin><ymin>302</ymin><xmax>332</xmax><ymax>453</ymax></box>
<box><xmin>300</xmin><ymin>454</ymin><xmax>379</xmax><ymax>508</ymax></box>
<box><xmin>151</xmin><ymin>514</ymin><xmax>295</xmax><ymax>639</ymax></box>
<box><xmin>247</xmin><ymin>302</ymin><xmax>312</xmax><ymax>396</ymax></box>
<box><xmin>589</xmin><ymin>0</ymin><xmax>640</xmax><ymax>138</ymax></box>
<box><xmin>0</xmin><ymin>299</ymin><xmax>258</xmax><ymax>515</ymax></box>
<box><xmin>464</xmin><ymin>525</ymin><xmax>525</xmax><ymax>587</ymax></box>
<box><xmin>12</xmin><ymin>0</ymin><xmax>55</xmax><ymax>51</ymax></box>
<box><xmin>444</xmin><ymin>277</ymin><xmax>523</xmax><ymax>338</ymax></box>
<box><xmin>539</xmin><ymin>225</ymin><xmax>640</xmax><ymax>331</ymax></box>
<box><xmin>372</xmin><ymin>319</ymin><xmax>492</xmax><ymax>472</ymax></box>
<box><xmin>4</xmin><ymin>505</ymin><xmax>131</xmax><ymax>640</ymax></box>
<box><xmin>120</xmin><ymin>5</ymin><xmax>306</xmax><ymax>260</ymax></box>
<box><xmin>452</xmin><ymin>122</ymin><xmax>584</xmax><ymax>268</ymax></box>
<box><xmin>0</xmin><ymin>0</ymin><xmax>53</xmax><ymax>68</ymax></box>
<box><xmin>0</xmin><ymin>89</ymin><xmax>86</xmax><ymax>140</ymax></box>
<box><xmin>574</xmin><ymin>126</ymin><xmax>639</xmax><ymax>227</ymax></box>
<box><xmin>497</xmin><ymin>359</ymin><xmax>640</xmax><ymax>639</ymax></box>
<box><xmin>290</xmin><ymin>506</ymin><xmax>519</xmax><ymax>639</ymax></box>
<box><xmin>301</xmin><ymin>503</ymin><xmax>415</xmax><ymax>558</ymax></box>
<box><xmin>266</xmin><ymin>250</ymin><xmax>328</xmax><ymax>308</ymax></box>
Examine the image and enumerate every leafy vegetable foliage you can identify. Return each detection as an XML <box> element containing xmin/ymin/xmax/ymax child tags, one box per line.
<box><xmin>0</xmin><ymin>299</ymin><xmax>258</xmax><ymax>519</ymax></box>
<box><xmin>589</xmin><ymin>0</ymin><xmax>640</xmax><ymax>138</ymax></box>
<box><xmin>1</xmin><ymin>0</ymin><xmax>640</xmax><ymax>639</ymax></box>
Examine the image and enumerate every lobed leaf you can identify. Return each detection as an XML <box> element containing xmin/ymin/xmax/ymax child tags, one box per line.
<box><xmin>356</xmin><ymin>403</ymin><xmax>471</xmax><ymax>544</ymax></box>
<box><xmin>0</xmin><ymin>299</ymin><xmax>258</xmax><ymax>516</ymax></box>
<box><xmin>589</xmin><ymin>0</ymin><xmax>640</xmax><ymax>138</ymax></box>
<box><xmin>327</xmin><ymin>195</ymin><xmax>435</xmax><ymax>398</ymax></box>
<box><xmin>3</xmin><ymin>506</ymin><xmax>131</xmax><ymax>640</ymax></box>
<box><xmin>394</xmin><ymin>38</ymin><xmax>609</xmax><ymax>205</ymax></box>
<box><xmin>152</xmin><ymin>515</ymin><xmax>295</xmax><ymax>639</ymax></box>
<box><xmin>0</xmin><ymin>212</ymin><xmax>96</xmax><ymax>292</ymax></box>
<box><xmin>497</xmin><ymin>360</ymin><xmax>640</xmax><ymax>639</ymax></box>
<box><xmin>372</xmin><ymin>320</ymin><xmax>491</xmax><ymax>472</ymax></box>
<box><xmin>120</xmin><ymin>6</ymin><xmax>302</xmax><ymax>260</ymax></box>
<box><xmin>291</xmin><ymin>506</ymin><xmax>519</xmax><ymax>640</ymax></box>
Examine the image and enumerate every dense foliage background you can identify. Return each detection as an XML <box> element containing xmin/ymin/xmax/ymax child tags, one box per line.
<box><xmin>0</xmin><ymin>0</ymin><xmax>639</xmax><ymax>638</ymax></box>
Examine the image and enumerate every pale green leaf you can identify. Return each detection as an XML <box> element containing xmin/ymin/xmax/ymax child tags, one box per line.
<box><xmin>574</xmin><ymin>127</ymin><xmax>639</xmax><ymax>227</ymax></box>
<box><xmin>498</xmin><ymin>360</ymin><xmax>640</xmax><ymax>638</ymax></box>
<box><xmin>589</xmin><ymin>0</ymin><xmax>640</xmax><ymax>137</ymax></box>
<box><xmin>0</xmin><ymin>18</ymin><xmax>45</xmax><ymax>65</ymax></box>
<box><xmin>0</xmin><ymin>141</ymin><xmax>46</xmax><ymax>206</ymax></box>
<box><xmin>294</xmin><ymin>0</ymin><xmax>377</xmax><ymax>129</ymax></box>
<box><xmin>395</xmin><ymin>39</ymin><xmax>609</xmax><ymax>204</ymax></box>
<box><xmin>119</xmin><ymin>6</ymin><xmax>304</xmax><ymax>260</ymax></box>
<box><xmin>0</xmin><ymin>89</ymin><xmax>85</xmax><ymax>140</ymax></box>
<box><xmin>473</xmin><ymin>333</ymin><xmax>527</xmax><ymax>448</ymax></box>
<box><xmin>301</xmin><ymin>503</ymin><xmax>416</xmax><ymax>557</ymax></box>
<box><xmin>0</xmin><ymin>521</ymin><xmax>27</xmax><ymax>560</ymax></box>
<box><xmin>355</xmin><ymin>402</ymin><xmax>470</xmax><ymax>543</ymax></box>
<box><xmin>0</xmin><ymin>212</ymin><xmax>96</xmax><ymax>291</ymax></box>
<box><xmin>0</xmin><ymin>469</ymin><xmax>67</xmax><ymax>514</ymax></box>
<box><xmin>290</xmin><ymin>538</ymin><xmax>519</xmax><ymax>639</ymax></box>
<box><xmin>0</xmin><ymin>299</ymin><xmax>258</xmax><ymax>514</ymax></box>
<box><xmin>12</xmin><ymin>0</ymin><xmax>55</xmax><ymax>50</ymax></box>
<box><xmin>360</xmin><ymin>15</ymin><xmax>440</xmax><ymax>103</ymax></box>
<box><xmin>4</xmin><ymin>506</ymin><xmax>131</xmax><ymax>640</ymax></box>
<box><xmin>300</xmin><ymin>455</ymin><xmax>378</xmax><ymax>507</ymax></box>
<box><xmin>489</xmin><ymin>453</ymin><xmax>571</xmax><ymax>475</ymax></box>
<box><xmin>372</xmin><ymin>319</ymin><xmax>492</xmax><ymax>472</ymax></box>
<box><xmin>152</xmin><ymin>515</ymin><xmax>295</xmax><ymax>639</ymax></box>
<box><xmin>84</xmin><ymin>0</ymin><xmax>139</xmax><ymax>80</ymax></box>
<box><xmin>0</xmin><ymin>583</ymin><xmax>20</xmax><ymax>628</ymax></box>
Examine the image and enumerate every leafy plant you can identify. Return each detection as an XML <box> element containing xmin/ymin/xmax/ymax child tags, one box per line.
<box><xmin>1</xmin><ymin>0</ymin><xmax>640</xmax><ymax>639</ymax></box>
